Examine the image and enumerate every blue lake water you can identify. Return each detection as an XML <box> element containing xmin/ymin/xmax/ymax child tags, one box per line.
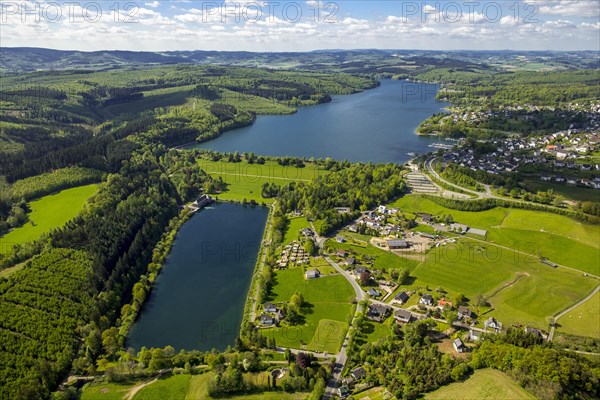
<box><xmin>191</xmin><ymin>79</ymin><xmax>450</xmax><ymax>163</ymax></box>
<box><xmin>127</xmin><ymin>202</ymin><xmax>268</xmax><ymax>351</ymax></box>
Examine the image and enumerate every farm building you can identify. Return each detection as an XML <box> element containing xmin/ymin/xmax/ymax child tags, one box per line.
<box><xmin>387</xmin><ymin>239</ymin><xmax>409</xmax><ymax>249</ymax></box>
<box><xmin>458</xmin><ymin>306</ymin><xmax>472</xmax><ymax>320</ymax></box>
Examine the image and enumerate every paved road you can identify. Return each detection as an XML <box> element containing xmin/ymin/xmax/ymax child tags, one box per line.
<box><xmin>321</xmin><ymin>254</ymin><xmax>365</xmax><ymax>399</ymax></box>
<box><xmin>549</xmin><ymin>284</ymin><xmax>600</xmax><ymax>341</ymax></box>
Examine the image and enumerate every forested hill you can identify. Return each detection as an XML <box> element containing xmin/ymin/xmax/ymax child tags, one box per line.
<box><xmin>2</xmin><ymin>47</ymin><xmax>599</xmax><ymax>73</ymax></box>
<box><xmin>0</xmin><ymin>65</ymin><xmax>376</xmax><ymax>181</ymax></box>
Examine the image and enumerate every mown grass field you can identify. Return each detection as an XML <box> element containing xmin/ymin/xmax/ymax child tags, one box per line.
<box><xmin>424</xmin><ymin>368</ymin><xmax>535</xmax><ymax>400</ymax></box>
<box><xmin>198</xmin><ymin>159</ymin><xmax>328</xmax><ymax>204</ymax></box>
<box><xmin>354</xmin><ymin>386</ymin><xmax>396</xmax><ymax>400</ymax></box>
<box><xmin>283</xmin><ymin>216</ymin><xmax>310</xmax><ymax>244</ymax></box>
<box><xmin>266</xmin><ymin>268</ymin><xmax>354</xmax><ymax>353</ymax></box>
<box><xmin>558</xmin><ymin>291</ymin><xmax>600</xmax><ymax>339</ymax></box>
<box><xmin>327</xmin><ymin>239</ymin><xmax>420</xmax><ymax>272</ymax></box>
<box><xmin>82</xmin><ymin>380</ymin><xmax>144</xmax><ymax>400</ymax></box>
<box><xmin>0</xmin><ymin>184</ymin><xmax>99</xmax><ymax>255</ymax></box>
<box><xmin>135</xmin><ymin>375</ymin><xmax>190</xmax><ymax>400</ymax></box>
<box><xmin>390</xmin><ymin>195</ymin><xmax>600</xmax><ymax>275</ymax></box>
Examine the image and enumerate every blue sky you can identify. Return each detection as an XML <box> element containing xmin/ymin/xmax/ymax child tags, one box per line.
<box><xmin>1</xmin><ymin>1</ymin><xmax>599</xmax><ymax>51</ymax></box>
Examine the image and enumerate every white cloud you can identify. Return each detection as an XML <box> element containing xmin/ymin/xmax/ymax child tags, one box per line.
<box><xmin>145</xmin><ymin>1</ymin><xmax>160</xmax><ymax>8</ymax></box>
<box><xmin>535</xmin><ymin>0</ymin><xmax>600</xmax><ymax>17</ymax></box>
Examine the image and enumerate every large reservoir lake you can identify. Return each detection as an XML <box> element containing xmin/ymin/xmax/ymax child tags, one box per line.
<box><xmin>191</xmin><ymin>79</ymin><xmax>450</xmax><ymax>163</ymax></box>
<box><xmin>127</xmin><ymin>202</ymin><xmax>268</xmax><ymax>351</ymax></box>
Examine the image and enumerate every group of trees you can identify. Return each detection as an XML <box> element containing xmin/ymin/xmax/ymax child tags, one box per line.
<box><xmin>0</xmin><ymin>249</ymin><xmax>96</xmax><ymax>399</ymax></box>
<box><xmin>277</xmin><ymin>163</ymin><xmax>407</xmax><ymax>235</ymax></box>
<box><xmin>471</xmin><ymin>330</ymin><xmax>600</xmax><ymax>399</ymax></box>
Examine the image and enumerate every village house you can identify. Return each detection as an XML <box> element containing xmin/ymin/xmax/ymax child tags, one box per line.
<box><xmin>453</xmin><ymin>338</ymin><xmax>465</xmax><ymax>353</ymax></box>
<box><xmin>394</xmin><ymin>309</ymin><xmax>413</xmax><ymax>323</ymax></box>
<box><xmin>484</xmin><ymin>317</ymin><xmax>502</xmax><ymax>331</ymax></box>
<box><xmin>336</xmin><ymin>249</ymin><xmax>347</xmax><ymax>257</ymax></box>
<box><xmin>367</xmin><ymin>304</ymin><xmax>391</xmax><ymax>322</ymax></box>
<box><xmin>394</xmin><ymin>291</ymin><xmax>410</xmax><ymax>304</ymax></box>
<box><xmin>525</xmin><ymin>326</ymin><xmax>547</xmax><ymax>340</ymax></box>
<box><xmin>338</xmin><ymin>385</ymin><xmax>350</xmax><ymax>398</ymax></box>
<box><xmin>263</xmin><ymin>303</ymin><xmax>277</xmax><ymax>313</ymax></box>
<box><xmin>367</xmin><ymin>288</ymin><xmax>381</xmax><ymax>297</ymax></box>
<box><xmin>419</xmin><ymin>294</ymin><xmax>434</xmax><ymax>306</ymax></box>
<box><xmin>259</xmin><ymin>313</ymin><xmax>275</xmax><ymax>326</ymax></box>
<box><xmin>305</xmin><ymin>269</ymin><xmax>321</xmax><ymax>279</ymax></box>
<box><xmin>355</xmin><ymin>265</ymin><xmax>368</xmax><ymax>275</ymax></box>
<box><xmin>346</xmin><ymin>257</ymin><xmax>355</xmax><ymax>266</ymax></box>
<box><xmin>437</xmin><ymin>299</ymin><xmax>453</xmax><ymax>309</ymax></box>
<box><xmin>457</xmin><ymin>306</ymin><xmax>472</xmax><ymax>320</ymax></box>
<box><xmin>468</xmin><ymin>329</ymin><xmax>482</xmax><ymax>341</ymax></box>
<box><xmin>336</xmin><ymin>236</ymin><xmax>346</xmax><ymax>243</ymax></box>
<box><xmin>350</xmin><ymin>366</ymin><xmax>367</xmax><ymax>381</ymax></box>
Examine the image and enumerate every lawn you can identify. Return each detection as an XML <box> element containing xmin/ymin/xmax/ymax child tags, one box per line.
<box><xmin>558</xmin><ymin>291</ymin><xmax>600</xmax><ymax>339</ymax></box>
<box><xmin>424</xmin><ymin>368</ymin><xmax>535</xmax><ymax>400</ymax></box>
<box><xmin>198</xmin><ymin>159</ymin><xmax>328</xmax><ymax>204</ymax></box>
<box><xmin>283</xmin><ymin>216</ymin><xmax>310</xmax><ymax>244</ymax></box>
<box><xmin>134</xmin><ymin>375</ymin><xmax>191</xmax><ymax>400</ymax></box>
<box><xmin>0</xmin><ymin>184</ymin><xmax>99</xmax><ymax>255</ymax></box>
<box><xmin>326</xmin><ymin>239</ymin><xmax>420</xmax><ymax>272</ymax></box>
<box><xmin>267</xmin><ymin>268</ymin><xmax>355</xmax><ymax>353</ymax></box>
<box><xmin>81</xmin><ymin>381</ymin><xmax>141</xmax><ymax>400</ymax></box>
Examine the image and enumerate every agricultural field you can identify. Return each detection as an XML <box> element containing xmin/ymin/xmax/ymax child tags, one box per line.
<box><xmin>0</xmin><ymin>184</ymin><xmax>99</xmax><ymax>255</ymax></box>
<box><xmin>390</xmin><ymin>195</ymin><xmax>600</xmax><ymax>274</ymax></box>
<box><xmin>266</xmin><ymin>268</ymin><xmax>355</xmax><ymax>353</ymax></box>
<box><xmin>557</xmin><ymin>291</ymin><xmax>600</xmax><ymax>339</ymax></box>
<box><xmin>424</xmin><ymin>368</ymin><xmax>535</xmax><ymax>400</ymax></box>
<box><xmin>523</xmin><ymin>179</ymin><xmax>600</xmax><ymax>203</ymax></box>
<box><xmin>198</xmin><ymin>159</ymin><xmax>328</xmax><ymax>204</ymax></box>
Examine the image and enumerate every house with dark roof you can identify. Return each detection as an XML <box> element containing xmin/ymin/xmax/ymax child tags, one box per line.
<box><xmin>484</xmin><ymin>317</ymin><xmax>502</xmax><ymax>331</ymax></box>
<box><xmin>259</xmin><ymin>313</ymin><xmax>275</xmax><ymax>326</ymax></box>
<box><xmin>394</xmin><ymin>309</ymin><xmax>413</xmax><ymax>323</ymax></box>
<box><xmin>421</xmin><ymin>213</ymin><xmax>433</xmax><ymax>223</ymax></box>
<box><xmin>367</xmin><ymin>304</ymin><xmax>390</xmax><ymax>322</ymax></box>
<box><xmin>355</xmin><ymin>265</ymin><xmax>368</xmax><ymax>275</ymax></box>
<box><xmin>263</xmin><ymin>303</ymin><xmax>277</xmax><ymax>313</ymax></box>
<box><xmin>419</xmin><ymin>294</ymin><xmax>434</xmax><ymax>306</ymax></box>
<box><xmin>394</xmin><ymin>291</ymin><xmax>409</xmax><ymax>304</ymax></box>
<box><xmin>457</xmin><ymin>306</ymin><xmax>472</xmax><ymax>320</ymax></box>
<box><xmin>350</xmin><ymin>366</ymin><xmax>367</xmax><ymax>381</ymax></box>
<box><xmin>387</xmin><ymin>239</ymin><xmax>409</xmax><ymax>249</ymax></box>
<box><xmin>346</xmin><ymin>257</ymin><xmax>355</xmax><ymax>265</ymax></box>
<box><xmin>305</xmin><ymin>269</ymin><xmax>321</xmax><ymax>279</ymax></box>
<box><xmin>367</xmin><ymin>288</ymin><xmax>381</xmax><ymax>297</ymax></box>
<box><xmin>453</xmin><ymin>338</ymin><xmax>465</xmax><ymax>353</ymax></box>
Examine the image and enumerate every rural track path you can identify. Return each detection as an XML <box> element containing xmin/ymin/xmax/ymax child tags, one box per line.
<box><xmin>549</xmin><ymin>284</ymin><xmax>600</xmax><ymax>341</ymax></box>
<box><xmin>126</xmin><ymin>378</ymin><xmax>157</xmax><ymax>400</ymax></box>
<box><xmin>250</xmin><ymin>203</ymin><xmax>276</xmax><ymax>322</ymax></box>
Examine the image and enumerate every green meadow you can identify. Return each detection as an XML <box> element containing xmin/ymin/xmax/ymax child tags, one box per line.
<box><xmin>283</xmin><ymin>216</ymin><xmax>310</xmax><ymax>244</ymax></box>
<box><xmin>266</xmin><ymin>268</ymin><xmax>355</xmax><ymax>354</ymax></box>
<box><xmin>425</xmin><ymin>368</ymin><xmax>535</xmax><ymax>400</ymax></box>
<box><xmin>199</xmin><ymin>159</ymin><xmax>329</xmax><ymax>204</ymax></box>
<box><xmin>390</xmin><ymin>195</ymin><xmax>600</xmax><ymax>275</ymax></box>
<box><xmin>0</xmin><ymin>184</ymin><xmax>99</xmax><ymax>255</ymax></box>
<box><xmin>409</xmin><ymin>239</ymin><xmax>597</xmax><ymax>328</ymax></box>
<box><xmin>558</xmin><ymin>291</ymin><xmax>600</xmax><ymax>339</ymax></box>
